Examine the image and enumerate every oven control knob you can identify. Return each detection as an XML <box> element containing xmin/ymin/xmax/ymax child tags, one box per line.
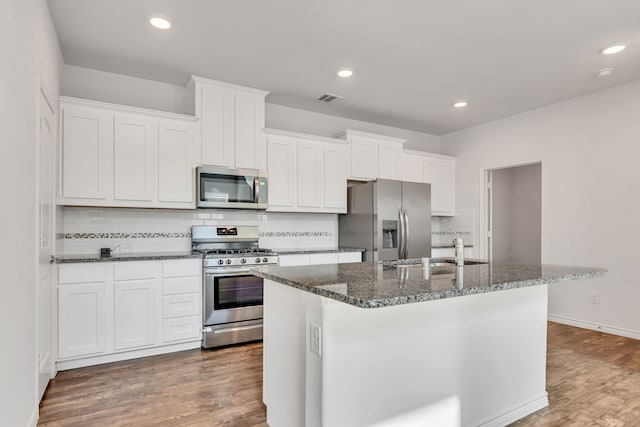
<box><xmin>217</xmin><ymin>259</ymin><xmax>224</xmax><ymax>265</ymax></box>
<box><xmin>255</xmin><ymin>258</ymin><xmax>261</xmax><ymax>263</ymax></box>
<box><xmin>225</xmin><ymin>259</ymin><xmax>232</xmax><ymax>265</ymax></box>
<box><xmin>241</xmin><ymin>258</ymin><xmax>247</xmax><ymax>264</ymax></box>
<box><xmin>263</xmin><ymin>257</ymin><xmax>269</xmax><ymax>263</ymax></box>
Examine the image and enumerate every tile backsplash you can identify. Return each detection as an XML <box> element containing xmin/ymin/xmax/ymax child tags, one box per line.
<box><xmin>62</xmin><ymin>207</ymin><xmax>338</xmax><ymax>256</ymax></box>
<box><xmin>432</xmin><ymin>209</ymin><xmax>474</xmax><ymax>246</ymax></box>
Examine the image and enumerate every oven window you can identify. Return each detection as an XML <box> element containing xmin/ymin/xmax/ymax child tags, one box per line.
<box><xmin>200</xmin><ymin>174</ymin><xmax>255</xmax><ymax>203</ymax></box>
<box><xmin>214</xmin><ymin>275</ymin><xmax>263</xmax><ymax>310</ymax></box>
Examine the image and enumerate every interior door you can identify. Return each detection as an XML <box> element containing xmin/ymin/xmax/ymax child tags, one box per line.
<box><xmin>402</xmin><ymin>181</ymin><xmax>431</xmax><ymax>259</ymax></box>
<box><xmin>37</xmin><ymin>91</ymin><xmax>55</xmax><ymax>400</ymax></box>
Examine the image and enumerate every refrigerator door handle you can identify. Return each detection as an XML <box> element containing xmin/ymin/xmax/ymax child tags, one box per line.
<box><xmin>403</xmin><ymin>208</ymin><xmax>410</xmax><ymax>259</ymax></box>
<box><xmin>398</xmin><ymin>207</ymin><xmax>404</xmax><ymax>259</ymax></box>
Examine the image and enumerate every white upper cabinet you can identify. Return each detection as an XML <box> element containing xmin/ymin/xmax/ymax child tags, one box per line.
<box><xmin>61</xmin><ymin>106</ymin><xmax>112</xmax><ymax>200</ymax></box>
<box><xmin>59</xmin><ymin>97</ymin><xmax>197</xmax><ymax>209</ymax></box>
<box><xmin>157</xmin><ymin>120</ymin><xmax>194</xmax><ymax>205</ymax></box>
<box><xmin>335</xmin><ymin>130</ymin><xmax>406</xmax><ymax>181</ymax></box>
<box><xmin>296</xmin><ymin>141</ymin><xmax>324</xmax><ymax>209</ymax></box>
<box><xmin>113</xmin><ymin>113</ymin><xmax>156</xmax><ymax>202</ymax></box>
<box><xmin>265</xmin><ymin>129</ymin><xmax>348</xmax><ymax>213</ymax></box>
<box><xmin>266</xmin><ymin>136</ymin><xmax>297</xmax><ymax>209</ymax></box>
<box><xmin>403</xmin><ymin>150</ymin><xmax>456</xmax><ymax>216</ymax></box>
<box><xmin>199</xmin><ymin>85</ymin><xmax>234</xmax><ymax>167</ymax></box>
<box><xmin>188</xmin><ymin>76</ymin><xmax>268</xmax><ymax>171</ymax></box>
<box><xmin>323</xmin><ymin>143</ymin><xmax>348</xmax><ymax>211</ymax></box>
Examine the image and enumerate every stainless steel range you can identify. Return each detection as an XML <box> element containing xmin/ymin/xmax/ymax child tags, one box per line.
<box><xmin>192</xmin><ymin>225</ymin><xmax>277</xmax><ymax>349</ymax></box>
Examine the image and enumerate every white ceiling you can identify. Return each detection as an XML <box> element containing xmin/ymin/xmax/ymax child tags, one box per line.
<box><xmin>47</xmin><ymin>0</ymin><xmax>640</xmax><ymax>135</ymax></box>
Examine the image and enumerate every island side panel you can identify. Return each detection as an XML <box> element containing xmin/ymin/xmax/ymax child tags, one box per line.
<box><xmin>263</xmin><ymin>279</ymin><xmax>308</xmax><ymax>427</ymax></box>
<box><xmin>320</xmin><ymin>285</ymin><xmax>550</xmax><ymax>427</ymax></box>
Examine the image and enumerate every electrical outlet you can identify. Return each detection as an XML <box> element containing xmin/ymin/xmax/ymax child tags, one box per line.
<box><xmin>310</xmin><ymin>322</ymin><xmax>321</xmax><ymax>356</ymax></box>
<box><xmin>590</xmin><ymin>292</ymin><xmax>600</xmax><ymax>304</ymax></box>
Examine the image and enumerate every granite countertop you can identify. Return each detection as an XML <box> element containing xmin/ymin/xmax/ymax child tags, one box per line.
<box><xmin>53</xmin><ymin>251</ymin><xmax>203</xmax><ymax>264</ymax></box>
<box><xmin>252</xmin><ymin>259</ymin><xmax>606</xmax><ymax>309</ymax></box>
<box><xmin>272</xmin><ymin>247</ymin><xmax>365</xmax><ymax>255</ymax></box>
<box><xmin>432</xmin><ymin>244</ymin><xmax>474</xmax><ymax>248</ymax></box>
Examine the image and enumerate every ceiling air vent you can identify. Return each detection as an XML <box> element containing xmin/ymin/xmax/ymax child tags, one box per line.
<box><xmin>316</xmin><ymin>93</ymin><xmax>345</xmax><ymax>103</ymax></box>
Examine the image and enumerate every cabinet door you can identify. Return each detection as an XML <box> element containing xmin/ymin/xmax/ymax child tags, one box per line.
<box><xmin>158</xmin><ymin>120</ymin><xmax>194</xmax><ymax>204</ymax></box>
<box><xmin>58</xmin><ymin>283</ymin><xmax>107</xmax><ymax>359</ymax></box>
<box><xmin>424</xmin><ymin>157</ymin><xmax>456</xmax><ymax>216</ymax></box>
<box><xmin>61</xmin><ymin>106</ymin><xmax>112</xmax><ymax>200</ymax></box>
<box><xmin>349</xmin><ymin>136</ymin><xmax>378</xmax><ymax>180</ymax></box>
<box><xmin>114</xmin><ymin>280</ymin><xmax>158</xmax><ymax>350</ymax></box>
<box><xmin>378</xmin><ymin>141</ymin><xmax>403</xmax><ymax>180</ymax></box>
<box><xmin>234</xmin><ymin>92</ymin><xmax>266</xmax><ymax>170</ymax></box>
<box><xmin>297</xmin><ymin>141</ymin><xmax>324</xmax><ymax>209</ymax></box>
<box><xmin>113</xmin><ymin>114</ymin><xmax>156</xmax><ymax>202</ymax></box>
<box><xmin>267</xmin><ymin>138</ymin><xmax>297</xmax><ymax>209</ymax></box>
<box><xmin>200</xmin><ymin>85</ymin><xmax>234</xmax><ymax>167</ymax></box>
<box><xmin>403</xmin><ymin>154</ymin><xmax>424</xmax><ymax>183</ymax></box>
<box><xmin>324</xmin><ymin>143</ymin><xmax>348</xmax><ymax>212</ymax></box>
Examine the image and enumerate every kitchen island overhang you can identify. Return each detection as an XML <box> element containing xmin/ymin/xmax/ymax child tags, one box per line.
<box><xmin>253</xmin><ymin>261</ymin><xmax>606</xmax><ymax>427</ymax></box>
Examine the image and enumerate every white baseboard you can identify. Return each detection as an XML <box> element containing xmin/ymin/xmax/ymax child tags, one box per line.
<box><xmin>56</xmin><ymin>340</ymin><xmax>201</xmax><ymax>371</ymax></box>
<box><xmin>548</xmin><ymin>315</ymin><xmax>640</xmax><ymax>341</ymax></box>
<box><xmin>473</xmin><ymin>393</ymin><xmax>548</xmax><ymax>427</ymax></box>
<box><xmin>28</xmin><ymin>407</ymin><xmax>38</xmax><ymax>427</ymax></box>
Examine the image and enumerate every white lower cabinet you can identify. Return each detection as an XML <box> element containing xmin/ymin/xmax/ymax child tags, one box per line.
<box><xmin>278</xmin><ymin>251</ymin><xmax>362</xmax><ymax>267</ymax></box>
<box><xmin>58</xmin><ymin>282</ymin><xmax>107</xmax><ymax>359</ymax></box>
<box><xmin>57</xmin><ymin>259</ymin><xmax>201</xmax><ymax>369</ymax></box>
<box><xmin>114</xmin><ymin>280</ymin><xmax>158</xmax><ymax>350</ymax></box>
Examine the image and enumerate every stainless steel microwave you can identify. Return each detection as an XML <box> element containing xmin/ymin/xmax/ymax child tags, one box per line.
<box><xmin>196</xmin><ymin>166</ymin><xmax>268</xmax><ymax>209</ymax></box>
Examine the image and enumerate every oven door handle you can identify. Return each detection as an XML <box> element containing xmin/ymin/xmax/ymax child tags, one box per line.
<box><xmin>204</xmin><ymin>268</ymin><xmax>252</xmax><ymax>276</ymax></box>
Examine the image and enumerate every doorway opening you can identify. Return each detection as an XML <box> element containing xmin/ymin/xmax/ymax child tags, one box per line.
<box><xmin>484</xmin><ymin>162</ymin><xmax>542</xmax><ymax>263</ymax></box>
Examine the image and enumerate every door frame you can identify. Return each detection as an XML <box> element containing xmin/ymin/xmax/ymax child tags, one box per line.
<box><xmin>478</xmin><ymin>159</ymin><xmax>545</xmax><ymax>262</ymax></box>
<box><xmin>35</xmin><ymin>79</ymin><xmax>57</xmax><ymax>402</ymax></box>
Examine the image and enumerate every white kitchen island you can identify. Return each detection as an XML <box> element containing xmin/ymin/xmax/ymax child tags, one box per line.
<box><xmin>253</xmin><ymin>260</ymin><xmax>605</xmax><ymax>427</ymax></box>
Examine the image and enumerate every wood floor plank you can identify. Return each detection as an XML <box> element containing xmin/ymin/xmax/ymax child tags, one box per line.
<box><xmin>39</xmin><ymin>323</ymin><xmax>640</xmax><ymax>426</ymax></box>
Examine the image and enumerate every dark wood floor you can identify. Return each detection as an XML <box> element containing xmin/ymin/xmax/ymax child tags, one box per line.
<box><xmin>39</xmin><ymin>322</ymin><xmax>640</xmax><ymax>426</ymax></box>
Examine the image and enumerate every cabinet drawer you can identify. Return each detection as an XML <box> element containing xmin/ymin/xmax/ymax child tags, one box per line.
<box><xmin>338</xmin><ymin>252</ymin><xmax>362</xmax><ymax>263</ymax></box>
<box><xmin>309</xmin><ymin>253</ymin><xmax>339</xmax><ymax>265</ymax></box>
<box><xmin>59</xmin><ymin>264</ymin><xmax>108</xmax><ymax>284</ymax></box>
<box><xmin>162</xmin><ymin>259</ymin><xmax>200</xmax><ymax>278</ymax></box>
<box><xmin>278</xmin><ymin>254</ymin><xmax>310</xmax><ymax>267</ymax></box>
<box><xmin>163</xmin><ymin>293</ymin><xmax>200</xmax><ymax>318</ymax></box>
<box><xmin>162</xmin><ymin>316</ymin><xmax>201</xmax><ymax>343</ymax></box>
<box><xmin>163</xmin><ymin>276</ymin><xmax>200</xmax><ymax>295</ymax></box>
<box><xmin>114</xmin><ymin>261</ymin><xmax>158</xmax><ymax>281</ymax></box>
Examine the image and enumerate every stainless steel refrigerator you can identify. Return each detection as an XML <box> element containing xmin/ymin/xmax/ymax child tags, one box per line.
<box><xmin>339</xmin><ymin>179</ymin><xmax>431</xmax><ymax>262</ymax></box>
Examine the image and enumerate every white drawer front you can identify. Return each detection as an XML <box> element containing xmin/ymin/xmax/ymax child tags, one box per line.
<box><xmin>163</xmin><ymin>276</ymin><xmax>201</xmax><ymax>295</ymax></box>
<box><xmin>163</xmin><ymin>293</ymin><xmax>200</xmax><ymax>318</ymax></box>
<box><xmin>338</xmin><ymin>252</ymin><xmax>362</xmax><ymax>263</ymax></box>
<box><xmin>162</xmin><ymin>316</ymin><xmax>201</xmax><ymax>343</ymax></box>
<box><xmin>114</xmin><ymin>261</ymin><xmax>158</xmax><ymax>281</ymax></box>
<box><xmin>59</xmin><ymin>263</ymin><xmax>108</xmax><ymax>284</ymax></box>
<box><xmin>278</xmin><ymin>254</ymin><xmax>310</xmax><ymax>266</ymax></box>
<box><xmin>309</xmin><ymin>253</ymin><xmax>339</xmax><ymax>265</ymax></box>
<box><xmin>162</xmin><ymin>259</ymin><xmax>200</xmax><ymax>278</ymax></box>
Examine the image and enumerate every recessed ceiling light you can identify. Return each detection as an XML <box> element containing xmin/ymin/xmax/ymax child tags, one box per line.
<box><xmin>453</xmin><ymin>101</ymin><xmax>468</xmax><ymax>108</ymax></box>
<box><xmin>337</xmin><ymin>68</ymin><xmax>354</xmax><ymax>78</ymax></box>
<box><xmin>600</xmin><ymin>43</ymin><xmax>627</xmax><ymax>55</ymax></box>
<box><xmin>596</xmin><ymin>68</ymin><xmax>615</xmax><ymax>78</ymax></box>
<box><xmin>149</xmin><ymin>14</ymin><xmax>172</xmax><ymax>30</ymax></box>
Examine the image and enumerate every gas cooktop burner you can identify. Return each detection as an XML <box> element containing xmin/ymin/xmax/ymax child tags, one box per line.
<box><xmin>198</xmin><ymin>248</ymin><xmax>273</xmax><ymax>257</ymax></box>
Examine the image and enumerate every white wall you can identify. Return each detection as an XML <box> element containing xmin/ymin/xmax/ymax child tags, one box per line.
<box><xmin>0</xmin><ymin>0</ymin><xmax>62</xmax><ymax>425</ymax></box>
<box><xmin>61</xmin><ymin>65</ymin><xmax>442</xmax><ymax>153</ymax></box>
<box><xmin>442</xmin><ymin>80</ymin><xmax>640</xmax><ymax>338</ymax></box>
